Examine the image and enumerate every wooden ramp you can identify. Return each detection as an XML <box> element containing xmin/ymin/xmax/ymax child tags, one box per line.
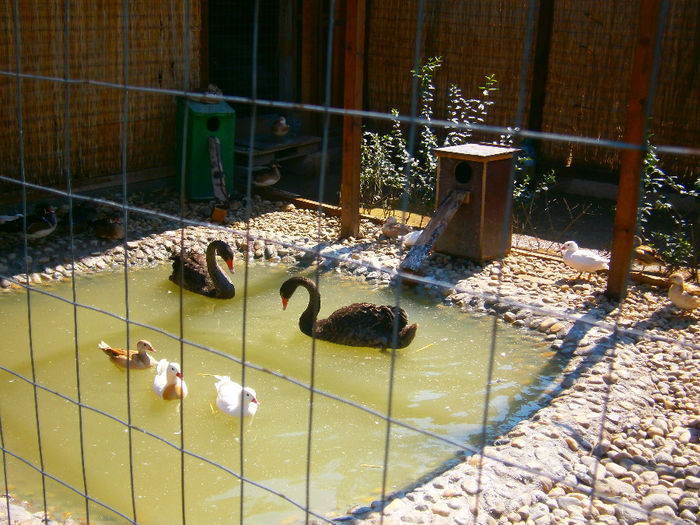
<box><xmin>400</xmin><ymin>188</ymin><xmax>469</xmax><ymax>273</ymax></box>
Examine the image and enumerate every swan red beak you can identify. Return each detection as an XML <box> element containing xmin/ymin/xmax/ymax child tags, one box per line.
<box><xmin>281</xmin><ymin>296</ymin><xmax>288</xmax><ymax>310</ymax></box>
<box><xmin>226</xmin><ymin>258</ymin><xmax>235</xmax><ymax>273</ymax></box>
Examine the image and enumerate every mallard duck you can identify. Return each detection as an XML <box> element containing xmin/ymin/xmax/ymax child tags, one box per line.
<box><xmin>98</xmin><ymin>340</ymin><xmax>156</xmax><ymax>369</ymax></box>
<box><xmin>272</xmin><ymin>116</ymin><xmax>290</xmax><ymax>137</ymax></box>
<box><xmin>633</xmin><ymin>236</ymin><xmax>665</xmax><ymax>271</ymax></box>
<box><xmin>208</xmin><ymin>375</ymin><xmax>259</xmax><ymax>417</ymax></box>
<box><xmin>153</xmin><ymin>359</ymin><xmax>188</xmax><ymax>400</ymax></box>
<box><xmin>279</xmin><ymin>276</ymin><xmax>418</xmax><ymax>350</ymax></box>
<box><xmin>668</xmin><ymin>273</ymin><xmax>700</xmax><ymax>312</ymax></box>
<box><xmin>169</xmin><ymin>240</ymin><xmax>236</xmax><ymax>299</ymax></box>
<box><xmin>94</xmin><ymin>217</ymin><xmax>125</xmax><ymax>240</ymax></box>
<box><xmin>560</xmin><ymin>241</ymin><xmax>609</xmax><ymax>280</ymax></box>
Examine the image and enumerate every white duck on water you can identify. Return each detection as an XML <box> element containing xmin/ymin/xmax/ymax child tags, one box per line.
<box><xmin>153</xmin><ymin>359</ymin><xmax>188</xmax><ymax>400</ymax></box>
<box><xmin>206</xmin><ymin>375</ymin><xmax>259</xmax><ymax>417</ymax></box>
<box><xmin>560</xmin><ymin>241</ymin><xmax>609</xmax><ymax>281</ymax></box>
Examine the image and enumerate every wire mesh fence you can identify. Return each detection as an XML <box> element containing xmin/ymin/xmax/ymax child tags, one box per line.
<box><xmin>0</xmin><ymin>1</ymin><xmax>699</xmax><ymax>524</ymax></box>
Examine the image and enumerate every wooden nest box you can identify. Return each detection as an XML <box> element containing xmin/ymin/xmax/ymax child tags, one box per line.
<box><xmin>434</xmin><ymin>144</ymin><xmax>518</xmax><ymax>263</ymax></box>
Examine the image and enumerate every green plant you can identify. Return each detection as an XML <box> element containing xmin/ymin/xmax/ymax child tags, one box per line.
<box><xmin>639</xmin><ymin>138</ymin><xmax>699</xmax><ymax>272</ymax></box>
<box><xmin>360</xmin><ymin>58</ymin><xmax>500</xmax><ymax>217</ymax></box>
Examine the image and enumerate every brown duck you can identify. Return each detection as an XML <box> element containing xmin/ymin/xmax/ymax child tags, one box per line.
<box><xmin>169</xmin><ymin>240</ymin><xmax>236</xmax><ymax>299</ymax></box>
<box><xmin>633</xmin><ymin>236</ymin><xmax>665</xmax><ymax>271</ymax></box>
<box><xmin>279</xmin><ymin>276</ymin><xmax>418</xmax><ymax>350</ymax></box>
<box><xmin>98</xmin><ymin>340</ymin><xmax>157</xmax><ymax>369</ymax></box>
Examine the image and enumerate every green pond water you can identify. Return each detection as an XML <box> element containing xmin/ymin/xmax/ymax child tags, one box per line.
<box><xmin>0</xmin><ymin>262</ymin><xmax>564</xmax><ymax>524</ymax></box>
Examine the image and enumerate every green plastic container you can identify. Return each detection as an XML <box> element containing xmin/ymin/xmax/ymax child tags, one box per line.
<box><xmin>176</xmin><ymin>98</ymin><xmax>236</xmax><ymax>200</ymax></box>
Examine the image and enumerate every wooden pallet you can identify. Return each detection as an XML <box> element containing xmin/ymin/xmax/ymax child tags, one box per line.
<box><xmin>234</xmin><ymin>134</ymin><xmax>321</xmax><ymax>167</ymax></box>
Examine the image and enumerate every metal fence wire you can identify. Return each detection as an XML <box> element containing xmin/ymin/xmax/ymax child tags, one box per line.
<box><xmin>1</xmin><ymin>1</ymin><xmax>699</xmax><ymax>524</ymax></box>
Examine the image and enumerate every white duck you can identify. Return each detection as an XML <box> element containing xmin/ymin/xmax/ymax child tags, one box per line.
<box><xmin>153</xmin><ymin>359</ymin><xmax>188</xmax><ymax>400</ymax></box>
<box><xmin>210</xmin><ymin>375</ymin><xmax>259</xmax><ymax>417</ymax></box>
<box><xmin>560</xmin><ymin>240</ymin><xmax>609</xmax><ymax>281</ymax></box>
<box><xmin>668</xmin><ymin>273</ymin><xmax>700</xmax><ymax>312</ymax></box>
<box><xmin>402</xmin><ymin>230</ymin><xmax>422</xmax><ymax>248</ymax></box>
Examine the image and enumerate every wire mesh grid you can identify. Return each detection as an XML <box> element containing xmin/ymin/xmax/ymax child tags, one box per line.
<box><xmin>0</xmin><ymin>1</ymin><xmax>699</xmax><ymax>524</ymax></box>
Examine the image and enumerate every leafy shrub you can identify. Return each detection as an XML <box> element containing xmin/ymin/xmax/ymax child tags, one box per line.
<box><xmin>639</xmin><ymin>138</ymin><xmax>699</xmax><ymax>271</ymax></box>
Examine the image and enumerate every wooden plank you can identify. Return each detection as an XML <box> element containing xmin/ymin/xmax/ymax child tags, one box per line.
<box><xmin>606</xmin><ymin>0</ymin><xmax>662</xmax><ymax>301</ymax></box>
<box><xmin>340</xmin><ymin>0</ymin><xmax>365</xmax><ymax>238</ymax></box>
<box><xmin>252</xmin><ymin>185</ymin><xmax>383</xmax><ymax>224</ymax></box>
<box><xmin>400</xmin><ymin>188</ymin><xmax>469</xmax><ymax>272</ymax></box>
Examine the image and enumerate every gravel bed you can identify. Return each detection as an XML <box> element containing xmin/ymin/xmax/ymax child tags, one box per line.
<box><xmin>0</xmin><ymin>190</ymin><xmax>698</xmax><ymax>525</ymax></box>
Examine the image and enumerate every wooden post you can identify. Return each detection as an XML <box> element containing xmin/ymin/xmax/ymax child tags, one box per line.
<box><xmin>606</xmin><ymin>0</ymin><xmax>661</xmax><ymax>300</ymax></box>
<box><xmin>339</xmin><ymin>0</ymin><xmax>365</xmax><ymax>238</ymax></box>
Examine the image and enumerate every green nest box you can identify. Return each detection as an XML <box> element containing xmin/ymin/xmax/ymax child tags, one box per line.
<box><xmin>176</xmin><ymin>98</ymin><xmax>236</xmax><ymax>200</ymax></box>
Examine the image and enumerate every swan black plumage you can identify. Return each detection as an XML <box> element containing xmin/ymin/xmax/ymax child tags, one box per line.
<box><xmin>279</xmin><ymin>276</ymin><xmax>418</xmax><ymax>349</ymax></box>
<box><xmin>169</xmin><ymin>240</ymin><xmax>236</xmax><ymax>298</ymax></box>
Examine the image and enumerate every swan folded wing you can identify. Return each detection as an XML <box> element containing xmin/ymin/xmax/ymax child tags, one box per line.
<box><xmin>170</xmin><ymin>251</ymin><xmax>216</xmax><ymax>296</ymax></box>
<box><xmin>320</xmin><ymin>303</ymin><xmax>409</xmax><ymax>348</ymax></box>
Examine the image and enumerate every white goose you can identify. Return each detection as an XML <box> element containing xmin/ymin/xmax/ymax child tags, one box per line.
<box><xmin>668</xmin><ymin>273</ymin><xmax>700</xmax><ymax>312</ymax></box>
<box><xmin>153</xmin><ymin>359</ymin><xmax>188</xmax><ymax>400</ymax></box>
<box><xmin>210</xmin><ymin>375</ymin><xmax>259</xmax><ymax>417</ymax></box>
<box><xmin>560</xmin><ymin>241</ymin><xmax>609</xmax><ymax>281</ymax></box>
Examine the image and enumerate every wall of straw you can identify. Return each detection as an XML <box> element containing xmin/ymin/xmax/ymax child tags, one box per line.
<box><xmin>0</xmin><ymin>1</ymin><xmax>201</xmax><ymax>197</ymax></box>
<box><xmin>364</xmin><ymin>0</ymin><xmax>698</xmax><ymax>180</ymax></box>
<box><xmin>0</xmin><ymin>1</ymin><xmax>696</xmax><ymax>195</ymax></box>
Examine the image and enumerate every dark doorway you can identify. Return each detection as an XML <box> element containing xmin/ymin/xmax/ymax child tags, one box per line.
<box><xmin>208</xmin><ymin>0</ymin><xmax>280</xmax><ymax>117</ymax></box>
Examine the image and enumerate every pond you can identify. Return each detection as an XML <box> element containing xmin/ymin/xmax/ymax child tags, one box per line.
<box><xmin>0</xmin><ymin>262</ymin><xmax>565</xmax><ymax>524</ymax></box>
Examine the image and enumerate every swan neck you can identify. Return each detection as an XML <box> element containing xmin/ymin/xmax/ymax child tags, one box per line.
<box><xmin>298</xmin><ymin>279</ymin><xmax>321</xmax><ymax>336</ymax></box>
<box><xmin>206</xmin><ymin>243</ymin><xmax>235</xmax><ymax>297</ymax></box>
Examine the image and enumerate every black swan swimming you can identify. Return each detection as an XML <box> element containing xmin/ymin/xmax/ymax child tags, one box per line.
<box><xmin>279</xmin><ymin>276</ymin><xmax>418</xmax><ymax>349</ymax></box>
<box><xmin>169</xmin><ymin>240</ymin><xmax>236</xmax><ymax>299</ymax></box>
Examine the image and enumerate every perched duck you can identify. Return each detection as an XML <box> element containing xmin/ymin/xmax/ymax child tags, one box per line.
<box><xmin>98</xmin><ymin>340</ymin><xmax>156</xmax><ymax>369</ymax></box>
<box><xmin>252</xmin><ymin>162</ymin><xmax>281</xmax><ymax>187</ymax></box>
<box><xmin>279</xmin><ymin>276</ymin><xmax>418</xmax><ymax>350</ymax></box>
<box><xmin>560</xmin><ymin>240</ymin><xmax>609</xmax><ymax>281</ymax></box>
<box><xmin>668</xmin><ymin>273</ymin><xmax>700</xmax><ymax>312</ymax></box>
<box><xmin>94</xmin><ymin>217</ymin><xmax>125</xmax><ymax>240</ymax></box>
<box><xmin>153</xmin><ymin>359</ymin><xmax>188</xmax><ymax>400</ymax></box>
<box><xmin>169</xmin><ymin>240</ymin><xmax>236</xmax><ymax>299</ymax></box>
<box><xmin>207</xmin><ymin>375</ymin><xmax>259</xmax><ymax>417</ymax></box>
<box><xmin>633</xmin><ymin>236</ymin><xmax>665</xmax><ymax>271</ymax></box>
<box><xmin>272</xmin><ymin>116</ymin><xmax>290</xmax><ymax>137</ymax></box>
<box><xmin>26</xmin><ymin>205</ymin><xmax>57</xmax><ymax>240</ymax></box>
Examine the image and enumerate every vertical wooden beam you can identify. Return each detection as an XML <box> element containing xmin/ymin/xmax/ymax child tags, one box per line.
<box><xmin>339</xmin><ymin>0</ymin><xmax>365</xmax><ymax>238</ymax></box>
<box><xmin>200</xmin><ymin>0</ymin><xmax>210</xmax><ymax>87</ymax></box>
<box><xmin>606</xmin><ymin>0</ymin><xmax>661</xmax><ymax>300</ymax></box>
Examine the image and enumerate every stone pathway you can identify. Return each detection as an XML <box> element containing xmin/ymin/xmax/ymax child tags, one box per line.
<box><xmin>0</xmin><ymin>190</ymin><xmax>698</xmax><ymax>524</ymax></box>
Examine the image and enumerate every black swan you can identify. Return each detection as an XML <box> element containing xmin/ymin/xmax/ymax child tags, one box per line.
<box><xmin>279</xmin><ymin>276</ymin><xmax>418</xmax><ymax>349</ymax></box>
<box><xmin>169</xmin><ymin>240</ymin><xmax>236</xmax><ymax>298</ymax></box>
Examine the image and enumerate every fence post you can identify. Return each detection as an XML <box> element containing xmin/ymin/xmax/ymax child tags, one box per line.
<box><xmin>606</xmin><ymin>0</ymin><xmax>662</xmax><ymax>301</ymax></box>
<box><xmin>340</xmin><ymin>0</ymin><xmax>365</xmax><ymax>238</ymax></box>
